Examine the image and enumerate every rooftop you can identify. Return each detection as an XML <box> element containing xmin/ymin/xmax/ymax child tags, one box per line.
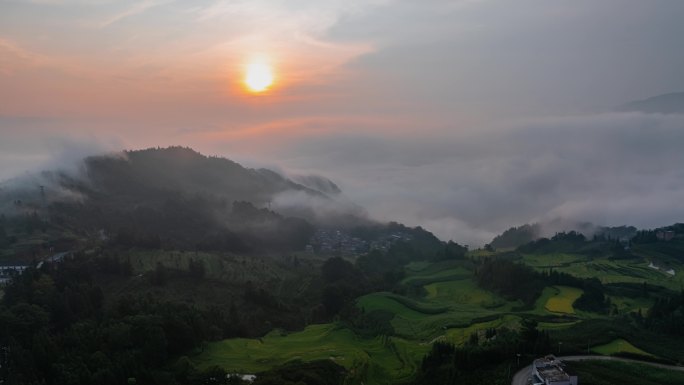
<box><xmin>533</xmin><ymin>355</ymin><xmax>571</xmax><ymax>382</ymax></box>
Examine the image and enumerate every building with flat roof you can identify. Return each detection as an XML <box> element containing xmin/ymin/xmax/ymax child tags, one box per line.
<box><xmin>532</xmin><ymin>355</ymin><xmax>578</xmax><ymax>385</ymax></box>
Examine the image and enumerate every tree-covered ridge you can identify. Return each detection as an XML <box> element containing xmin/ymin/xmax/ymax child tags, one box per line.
<box><xmin>490</xmin><ymin>224</ymin><xmax>540</xmax><ymax>249</ymax></box>
<box><xmin>84</xmin><ymin>146</ymin><xmax>322</xmax><ymax>203</ymax></box>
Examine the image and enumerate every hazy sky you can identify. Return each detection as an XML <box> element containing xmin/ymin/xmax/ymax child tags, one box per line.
<box><xmin>2</xmin><ymin>0</ymin><xmax>684</xmax><ymax>244</ymax></box>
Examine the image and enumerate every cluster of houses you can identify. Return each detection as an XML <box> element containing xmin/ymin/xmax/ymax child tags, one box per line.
<box><xmin>0</xmin><ymin>251</ymin><xmax>71</xmax><ymax>286</ymax></box>
<box><xmin>0</xmin><ymin>264</ymin><xmax>29</xmax><ymax>286</ymax></box>
<box><xmin>306</xmin><ymin>229</ymin><xmax>414</xmax><ymax>256</ymax></box>
<box><xmin>307</xmin><ymin>229</ymin><xmax>369</xmax><ymax>256</ymax></box>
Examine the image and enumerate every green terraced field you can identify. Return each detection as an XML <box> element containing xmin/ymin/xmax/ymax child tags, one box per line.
<box><xmin>358</xmin><ymin>291</ymin><xmax>511</xmax><ymax>340</ymax></box>
<box><xmin>400</xmin><ymin>267</ymin><xmax>471</xmax><ymax>287</ymax></box>
<box><xmin>359</xmin><ymin>265</ymin><xmax>520</xmax><ymax>340</ymax></box>
<box><xmin>192</xmin><ymin>323</ymin><xmax>429</xmax><ymax>385</ymax></box>
<box><xmin>522</xmin><ymin>253</ymin><xmax>588</xmax><ymax>269</ymax></box>
<box><xmin>357</xmin><ymin>293</ymin><xmax>448</xmax><ymax>320</ymax></box>
<box><xmin>537</xmin><ymin>321</ymin><xmax>580</xmax><ymax>330</ymax></box>
<box><xmin>424</xmin><ymin>278</ymin><xmax>506</xmax><ymax>308</ymax></box>
<box><xmin>194</xmin><ymin>253</ymin><xmax>672</xmax><ymax>385</ymax></box>
<box><xmin>523</xmin><ymin>253</ymin><xmax>683</xmax><ymax>291</ymax></box>
<box><xmin>443</xmin><ymin>315</ymin><xmax>521</xmax><ymax>345</ymax></box>
<box><xmin>608</xmin><ymin>295</ymin><xmax>653</xmax><ymax>314</ymax></box>
<box><xmin>591</xmin><ymin>338</ymin><xmax>654</xmax><ymax>357</ymax></box>
<box><xmin>544</xmin><ymin>286</ymin><xmax>583</xmax><ymax>314</ymax></box>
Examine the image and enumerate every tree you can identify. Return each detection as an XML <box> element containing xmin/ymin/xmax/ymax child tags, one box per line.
<box><xmin>321</xmin><ymin>257</ymin><xmax>359</xmax><ymax>283</ymax></box>
<box><xmin>189</xmin><ymin>258</ymin><xmax>206</xmax><ymax>280</ymax></box>
<box><xmin>151</xmin><ymin>262</ymin><xmax>168</xmax><ymax>286</ymax></box>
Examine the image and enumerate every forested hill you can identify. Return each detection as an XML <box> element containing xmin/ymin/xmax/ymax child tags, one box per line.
<box><xmin>82</xmin><ymin>146</ymin><xmax>326</xmax><ymax>204</ymax></box>
<box><xmin>0</xmin><ymin>147</ymin><xmax>354</xmax><ymax>255</ymax></box>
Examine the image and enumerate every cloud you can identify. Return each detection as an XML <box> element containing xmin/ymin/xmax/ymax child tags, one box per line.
<box><xmin>214</xmin><ymin>111</ymin><xmax>684</xmax><ymax>246</ymax></box>
<box><xmin>0</xmin><ymin>124</ymin><xmax>122</xmax><ymax>181</ymax></box>
<box><xmin>0</xmin><ymin>39</ymin><xmax>38</xmax><ymax>75</ymax></box>
<box><xmin>99</xmin><ymin>0</ymin><xmax>170</xmax><ymax>28</ymax></box>
<box><xmin>3</xmin><ymin>0</ymin><xmax>684</xmax><ymax>247</ymax></box>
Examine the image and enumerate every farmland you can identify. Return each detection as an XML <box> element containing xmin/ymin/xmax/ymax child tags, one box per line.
<box><xmin>192</xmin><ymin>241</ymin><xmax>684</xmax><ymax>384</ymax></box>
<box><xmin>520</xmin><ymin>253</ymin><xmax>683</xmax><ymax>291</ymax></box>
<box><xmin>192</xmin><ymin>324</ymin><xmax>429</xmax><ymax>385</ymax></box>
<box><xmin>543</xmin><ymin>286</ymin><xmax>583</xmax><ymax>314</ymax></box>
<box><xmin>591</xmin><ymin>338</ymin><xmax>654</xmax><ymax>357</ymax></box>
<box><xmin>567</xmin><ymin>360</ymin><xmax>684</xmax><ymax>385</ymax></box>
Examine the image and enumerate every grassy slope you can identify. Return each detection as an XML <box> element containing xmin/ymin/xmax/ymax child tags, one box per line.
<box><xmin>521</xmin><ymin>253</ymin><xmax>683</xmax><ymax>291</ymax></box>
<box><xmin>543</xmin><ymin>286</ymin><xmax>583</xmax><ymax>314</ymax></box>
<box><xmin>591</xmin><ymin>338</ymin><xmax>654</xmax><ymax>357</ymax></box>
<box><xmin>193</xmin><ymin>250</ymin><xmax>675</xmax><ymax>383</ymax></box>
<box><xmin>568</xmin><ymin>360</ymin><xmax>684</xmax><ymax>385</ymax></box>
<box><xmin>192</xmin><ymin>324</ymin><xmax>428</xmax><ymax>385</ymax></box>
<box><xmin>360</xmin><ymin>269</ymin><xmax>517</xmax><ymax>340</ymax></box>
<box><xmin>192</xmin><ymin>261</ymin><xmax>523</xmax><ymax>383</ymax></box>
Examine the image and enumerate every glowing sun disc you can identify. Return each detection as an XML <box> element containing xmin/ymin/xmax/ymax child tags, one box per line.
<box><xmin>244</xmin><ymin>61</ymin><xmax>274</xmax><ymax>92</ymax></box>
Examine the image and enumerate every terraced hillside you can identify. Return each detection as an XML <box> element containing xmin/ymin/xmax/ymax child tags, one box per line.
<box><xmin>193</xmin><ymin>255</ymin><xmax>640</xmax><ymax>384</ymax></box>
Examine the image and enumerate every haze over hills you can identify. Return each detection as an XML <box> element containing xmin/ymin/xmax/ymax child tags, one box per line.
<box><xmin>0</xmin><ymin>147</ymin><xmax>371</xmax><ymax>256</ymax></box>
<box><xmin>489</xmin><ymin>222</ymin><xmax>640</xmax><ymax>250</ymax></box>
<box><xmin>2</xmin><ymin>146</ymin><xmax>684</xmax><ymax>385</ymax></box>
<box><xmin>0</xmin><ymin>146</ymin><xmax>673</xmax><ymax>257</ymax></box>
<box><xmin>617</xmin><ymin>92</ymin><xmax>684</xmax><ymax>114</ymax></box>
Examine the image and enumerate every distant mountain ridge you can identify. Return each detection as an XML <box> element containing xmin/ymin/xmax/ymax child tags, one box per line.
<box><xmin>489</xmin><ymin>222</ymin><xmax>639</xmax><ymax>249</ymax></box>
<box><xmin>617</xmin><ymin>92</ymin><xmax>684</xmax><ymax>114</ymax></box>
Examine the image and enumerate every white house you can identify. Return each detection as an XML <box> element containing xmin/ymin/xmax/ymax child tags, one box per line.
<box><xmin>532</xmin><ymin>355</ymin><xmax>578</xmax><ymax>385</ymax></box>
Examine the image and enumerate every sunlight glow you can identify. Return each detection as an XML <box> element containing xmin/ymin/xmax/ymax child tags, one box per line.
<box><xmin>244</xmin><ymin>60</ymin><xmax>274</xmax><ymax>93</ymax></box>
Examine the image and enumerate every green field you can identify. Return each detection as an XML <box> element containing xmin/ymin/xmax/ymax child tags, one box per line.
<box><xmin>521</xmin><ymin>253</ymin><xmax>683</xmax><ymax>291</ymax></box>
<box><xmin>358</xmin><ymin>266</ymin><xmax>519</xmax><ymax>340</ymax></box>
<box><xmin>608</xmin><ymin>295</ymin><xmax>653</xmax><ymax>314</ymax></box>
<box><xmin>522</xmin><ymin>253</ymin><xmax>588</xmax><ymax>269</ymax></box>
<box><xmin>567</xmin><ymin>360</ymin><xmax>684</xmax><ymax>385</ymax></box>
<box><xmin>424</xmin><ymin>279</ymin><xmax>506</xmax><ymax>308</ymax></box>
<box><xmin>400</xmin><ymin>267</ymin><xmax>471</xmax><ymax>287</ymax></box>
<box><xmin>591</xmin><ymin>338</ymin><xmax>654</xmax><ymax>357</ymax></box>
<box><xmin>193</xmin><ymin>260</ymin><xmax>521</xmax><ymax>382</ymax></box>
<box><xmin>531</xmin><ymin>286</ymin><xmax>584</xmax><ymax>316</ymax></box>
<box><xmin>192</xmin><ymin>323</ymin><xmax>428</xmax><ymax>385</ymax></box>
<box><xmin>193</xmin><ymin>251</ymin><xmax>676</xmax><ymax>384</ymax></box>
<box><xmin>537</xmin><ymin>321</ymin><xmax>579</xmax><ymax>330</ymax></box>
<box><xmin>443</xmin><ymin>315</ymin><xmax>521</xmax><ymax>345</ymax></box>
<box><xmin>543</xmin><ymin>286</ymin><xmax>583</xmax><ymax>314</ymax></box>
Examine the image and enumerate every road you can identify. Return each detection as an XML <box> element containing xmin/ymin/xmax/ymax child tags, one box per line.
<box><xmin>511</xmin><ymin>355</ymin><xmax>684</xmax><ymax>385</ymax></box>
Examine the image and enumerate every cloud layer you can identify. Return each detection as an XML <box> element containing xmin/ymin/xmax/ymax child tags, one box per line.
<box><xmin>228</xmin><ymin>111</ymin><xmax>684</xmax><ymax>245</ymax></box>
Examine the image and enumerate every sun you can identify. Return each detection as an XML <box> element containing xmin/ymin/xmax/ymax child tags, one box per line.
<box><xmin>244</xmin><ymin>60</ymin><xmax>274</xmax><ymax>93</ymax></box>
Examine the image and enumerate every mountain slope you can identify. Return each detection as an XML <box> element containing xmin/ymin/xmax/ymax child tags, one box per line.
<box><xmin>0</xmin><ymin>147</ymin><xmax>343</xmax><ymax>255</ymax></box>
<box><xmin>82</xmin><ymin>146</ymin><xmax>324</xmax><ymax>204</ymax></box>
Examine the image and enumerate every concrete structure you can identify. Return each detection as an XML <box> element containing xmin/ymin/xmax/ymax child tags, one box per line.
<box><xmin>0</xmin><ymin>264</ymin><xmax>28</xmax><ymax>275</ymax></box>
<box><xmin>532</xmin><ymin>355</ymin><xmax>578</xmax><ymax>385</ymax></box>
<box><xmin>0</xmin><ymin>264</ymin><xmax>28</xmax><ymax>286</ymax></box>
